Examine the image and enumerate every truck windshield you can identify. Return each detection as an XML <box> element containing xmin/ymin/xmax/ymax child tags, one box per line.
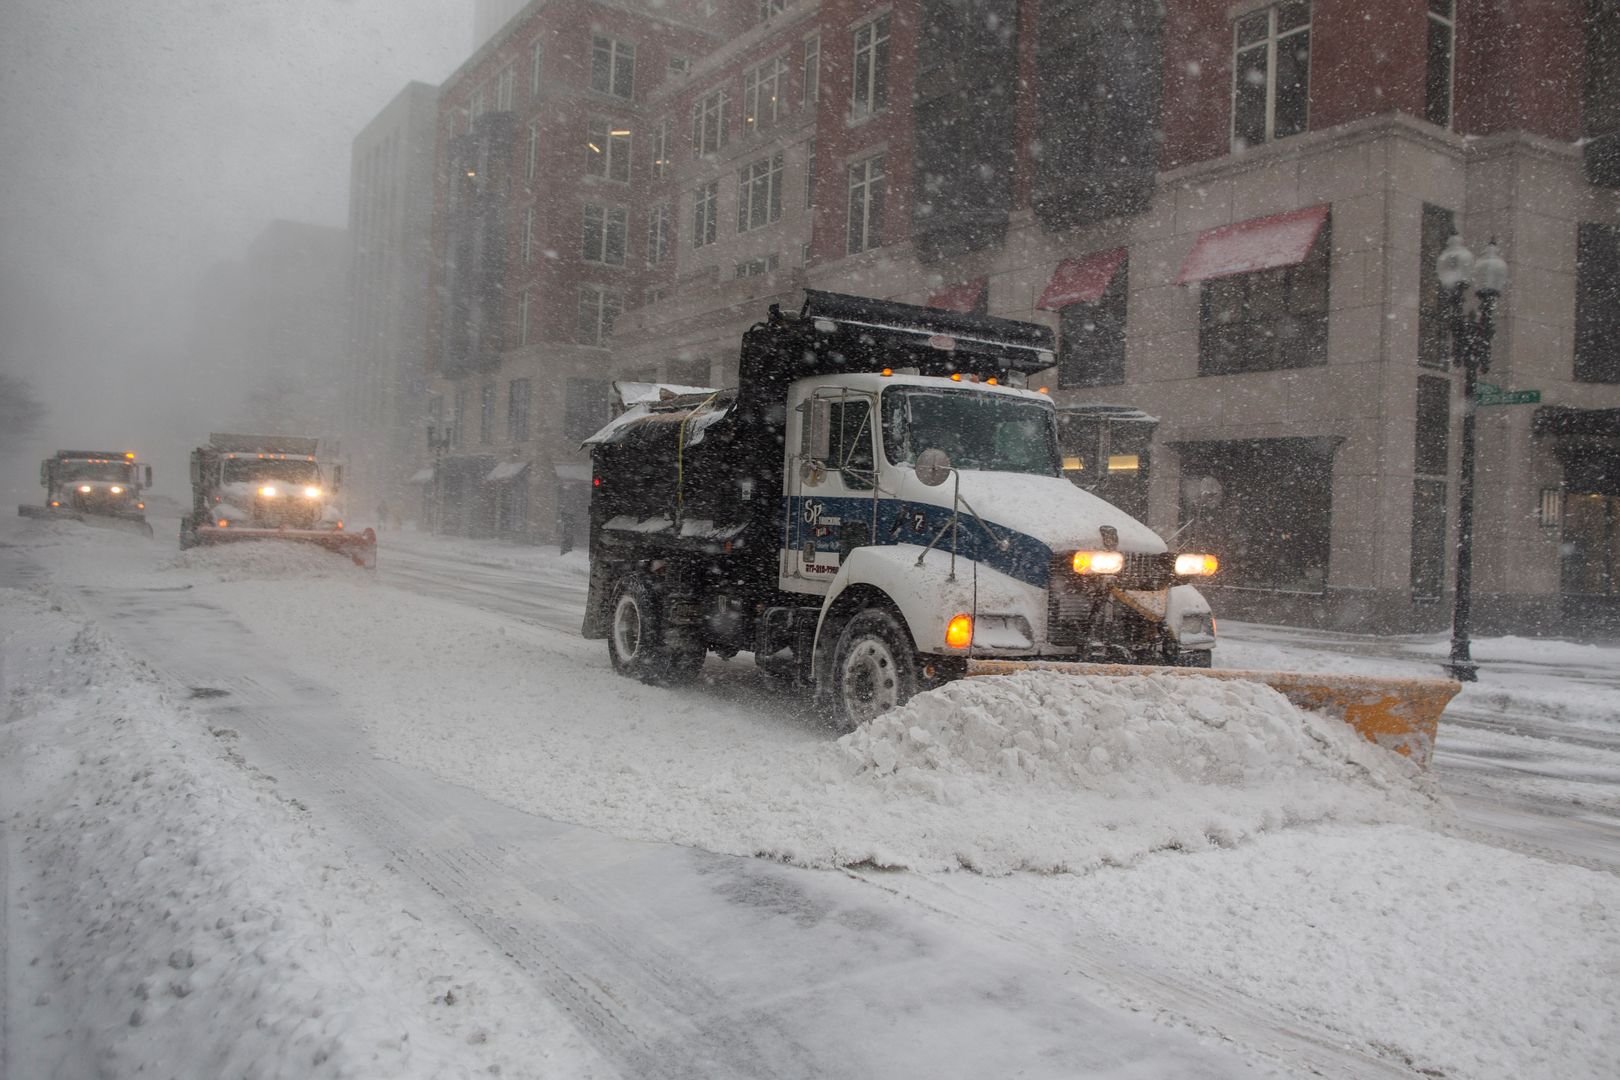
<box><xmin>222</xmin><ymin>459</ymin><xmax>321</xmax><ymax>485</ymax></box>
<box><xmin>62</xmin><ymin>461</ymin><xmax>134</xmax><ymax>482</ymax></box>
<box><xmin>881</xmin><ymin>388</ymin><xmax>1060</xmax><ymax>477</ymax></box>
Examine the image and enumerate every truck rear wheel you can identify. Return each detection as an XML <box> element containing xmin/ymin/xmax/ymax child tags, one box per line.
<box><xmin>607</xmin><ymin>575</ymin><xmax>703</xmax><ymax>686</ymax></box>
<box><xmin>831</xmin><ymin>609</ymin><xmax>918</xmax><ymax>731</ymax></box>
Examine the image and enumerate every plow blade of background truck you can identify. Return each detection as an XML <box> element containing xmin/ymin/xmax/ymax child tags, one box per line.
<box><xmin>19</xmin><ymin>503</ymin><xmax>154</xmax><ymax>537</ymax></box>
<box><xmin>967</xmin><ymin>660</ymin><xmax>1460</xmax><ymax>769</ymax></box>
<box><xmin>193</xmin><ymin>525</ymin><xmax>377</xmax><ymax>568</ymax></box>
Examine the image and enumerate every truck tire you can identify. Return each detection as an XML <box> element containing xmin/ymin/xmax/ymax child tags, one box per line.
<box><xmin>607</xmin><ymin>575</ymin><xmax>703</xmax><ymax>686</ymax></box>
<box><xmin>1171</xmin><ymin>646</ymin><xmax>1213</xmax><ymax>668</ymax></box>
<box><xmin>179</xmin><ymin>518</ymin><xmax>199</xmax><ymax>551</ymax></box>
<box><xmin>830</xmin><ymin>608</ymin><xmax>918</xmax><ymax>731</ymax></box>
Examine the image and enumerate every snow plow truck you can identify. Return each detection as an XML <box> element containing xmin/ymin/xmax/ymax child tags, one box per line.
<box><xmin>19</xmin><ymin>450</ymin><xmax>155</xmax><ymax>536</ymax></box>
<box><xmin>582</xmin><ymin>291</ymin><xmax>1457</xmax><ymax>762</ymax></box>
<box><xmin>180</xmin><ymin>434</ymin><xmax>376</xmax><ymax>568</ymax></box>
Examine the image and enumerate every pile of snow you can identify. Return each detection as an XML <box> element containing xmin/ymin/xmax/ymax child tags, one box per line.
<box><xmin>785</xmin><ymin>671</ymin><xmax>1440</xmax><ymax>873</ymax></box>
<box><xmin>168</xmin><ymin>540</ymin><xmax>371</xmax><ymax>582</ymax></box>
<box><xmin>0</xmin><ymin>588</ymin><xmax>600</xmax><ymax>1079</ymax></box>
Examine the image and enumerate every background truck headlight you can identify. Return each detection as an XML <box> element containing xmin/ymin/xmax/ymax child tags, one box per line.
<box><xmin>259</xmin><ymin>485</ymin><xmax>278</xmax><ymax>498</ymax></box>
<box><xmin>1175</xmin><ymin>553</ymin><xmax>1219</xmax><ymax>577</ymax></box>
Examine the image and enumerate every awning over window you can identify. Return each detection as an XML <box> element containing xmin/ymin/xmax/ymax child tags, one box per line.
<box><xmin>1175</xmin><ymin>204</ymin><xmax>1330</xmax><ymax>285</ymax></box>
<box><xmin>1036</xmin><ymin>248</ymin><xmax>1126</xmax><ymax>310</ymax></box>
<box><xmin>926</xmin><ymin>277</ymin><xmax>987</xmax><ymax>313</ymax></box>
<box><xmin>485</xmin><ymin>460</ymin><xmax>530</xmax><ymax>483</ymax></box>
<box><xmin>407</xmin><ymin>467</ymin><xmax>435</xmax><ymax>485</ymax></box>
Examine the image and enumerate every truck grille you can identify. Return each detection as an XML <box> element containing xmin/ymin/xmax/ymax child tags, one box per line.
<box><xmin>1046</xmin><ymin>551</ymin><xmax>1175</xmax><ymax>647</ymax></box>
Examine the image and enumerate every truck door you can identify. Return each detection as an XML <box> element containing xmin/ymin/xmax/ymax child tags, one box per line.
<box><xmin>783</xmin><ymin>389</ymin><xmax>877</xmax><ymax>593</ymax></box>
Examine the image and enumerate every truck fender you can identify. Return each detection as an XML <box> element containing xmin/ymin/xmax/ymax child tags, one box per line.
<box><xmin>810</xmin><ymin>543</ymin><xmax>979</xmax><ymax>690</ymax></box>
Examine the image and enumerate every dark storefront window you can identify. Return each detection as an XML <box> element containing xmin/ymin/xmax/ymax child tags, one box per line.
<box><xmin>508</xmin><ymin>378</ymin><xmax>530</xmax><ymax>443</ymax></box>
<box><xmin>1177</xmin><ymin>438</ymin><xmax>1334</xmax><ymax>591</ymax></box>
<box><xmin>1418</xmin><ymin>204</ymin><xmax>1456</xmax><ymax>369</ymax></box>
<box><xmin>1058</xmin><ymin>262</ymin><xmax>1128</xmax><ymax>388</ymax></box>
<box><xmin>1411</xmin><ymin>479</ymin><xmax>1447</xmax><ymax>600</ymax></box>
<box><xmin>1199</xmin><ymin>219</ymin><xmax>1329</xmax><ymax>374</ymax></box>
<box><xmin>1576</xmin><ymin>223</ymin><xmax>1620</xmax><ymax>383</ymax></box>
<box><xmin>1415</xmin><ymin>374</ymin><xmax>1450</xmax><ymax>475</ymax></box>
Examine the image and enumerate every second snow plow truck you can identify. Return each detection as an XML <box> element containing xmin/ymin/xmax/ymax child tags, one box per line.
<box><xmin>180</xmin><ymin>433</ymin><xmax>376</xmax><ymax>568</ymax></box>
<box><xmin>19</xmin><ymin>450</ymin><xmax>155</xmax><ymax>535</ymax></box>
<box><xmin>583</xmin><ymin>292</ymin><xmax>1457</xmax><ymax>762</ymax></box>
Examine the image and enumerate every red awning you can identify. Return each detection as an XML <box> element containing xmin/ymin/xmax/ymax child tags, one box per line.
<box><xmin>1175</xmin><ymin>204</ymin><xmax>1330</xmax><ymax>285</ymax></box>
<box><xmin>926</xmin><ymin>278</ymin><xmax>986</xmax><ymax>313</ymax></box>
<box><xmin>1036</xmin><ymin>248</ymin><xmax>1126</xmax><ymax>310</ymax></box>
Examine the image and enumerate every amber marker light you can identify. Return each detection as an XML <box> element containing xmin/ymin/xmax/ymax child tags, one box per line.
<box><xmin>1073</xmin><ymin>550</ymin><xmax>1125</xmax><ymax>574</ymax></box>
<box><xmin>945</xmin><ymin>614</ymin><xmax>973</xmax><ymax>648</ymax></box>
<box><xmin>1174</xmin><ymin>553</ymin><xmax>1219</xmax><ymax>577</ymax></box>
<box><xmin>217</xmin><ymin>519</ymin><xmax>230</xmax><ymax>528</ymax></box>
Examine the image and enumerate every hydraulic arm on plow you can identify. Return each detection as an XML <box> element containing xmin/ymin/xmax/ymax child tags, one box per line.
<box><xmin>180</xmin><ymin>434</ymin><xmax>376</xmax><ymax>568</ymax></box>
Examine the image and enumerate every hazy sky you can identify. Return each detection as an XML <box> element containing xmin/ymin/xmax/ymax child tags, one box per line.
<box><xmin>0</xmin><ymin>0</ymin><xmax>469</xmax><ymax>501</ymax></box>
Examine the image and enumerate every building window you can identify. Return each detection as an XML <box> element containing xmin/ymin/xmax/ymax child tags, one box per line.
<box><xmin>1411</xmin><ymin>479</ymin><xmax>1448</xmax><ymax>600</ymax></box>
<box><xmin>530</xmin><ymin>40</ymin><xmax>544</xmax><ymax>99</ymax></box>
<box><xmin>453</xmin><ymin>385</ymin><xmax>469</xmax><ymax>448</ymax></box>
<box><xmin>804</xmin><ymin>136</ymin><xmax>816</xmax><ymax>208</ymax></box>
<box><xmin>591</xmin><ymin>36</ymin><xmax>635</xmax><ymax>99</ymax></box>
<box><xmin>1232</xmin><ymin>2</ymin><xmax>1311</xmax><ymax>150</ymax></box>
<box><xmin>851</xmin><ymin>15</ymin><xmax>891</xmax><ymax>120</ymax></box>
<box><xmin>526</xmin><ymin>122</ymin><xmax>540</xmax><ymax>182</ymax></box>
<box><xmin>518</xmin><ymin>288</ymin><xmax>534</xmax><ymax>346</ymax></box>
<box><xmin>582</xmin><ymin>203</ymin><xmax>628</xmax><ymax>265</ymax></box>
<box><xmin>738</xmin><ymin>152</ymin><xmax>784</xmax><ymax>232</ymax></box>
<box><xmin>508</xmin><ymin>378</ymin><xmax>531</xmax><ymax>442</ymax></box>
<box><xmin>1418</xmin><ymin>204</ymin><xmax>1456</xmax><ymax>369</ymax></box>
<box><xmin>1058</xmin><ymin>262</ymin><xmax>1128</xmax><ymax>388</ymax></box>
<box><xmin>495</xmin><ymin>65</ymin><xmax>515</xmax><ymax>111</ymax></box>
<box><xmin>692</xmin><ymin>87</ymin><xmax>730</xmax><ymax>155</ymax></box>
<box><xmin>648</xmin><ymin>203</ymin><xmax>672</xmax><ymax>264</ymax></box>
<box><xmin>1426</xmin><ymin>0</ymin><xmax>1455</xmax><ymax>128</ymax></box>
<box><xmin>846</xmin><ymin>156</ymin><xmax>886</xmax><ymax>254</ymax></box>
<box><xmin>651</xmin><ymin>118</ymin><xmax>671</xmax><ymax>179</ymax></box>
<box><xmin>744</xmin><ymin>56</ymin><xmax>791</xmax><ymax>133</ymax></box>
<box><xmin>577</xmin><ymin>286</ymin><xmax>622</xmax><ymax>345</ymax></box>
<box><xmin>735</xmin><ymin>253</ymin><xmax>780</xmax><ymax>278</ymax></box>
<box><xmin>668</xmin><ymin>56</ymin><xmax>691</xmax><ymax>79</ymax></box>
<box><xmin>480</xmin><ymin>383</ymin><xmax>496</xmax><ymax>444</ymax></box>
<box><xmin>523</xmin><ymin>207</ymin><xmax>535</xmax><ymax>264</ymax></box>
<box><xmin>802</xmin><ymin>240</ymin><xmax>812</xmax><ymax>265</ymax></box>
<box><xmin>758</xmin><ymin>0</ymin><xmax>791</xmax><ymax>22</ymax></box>
<box><xmin>646</xmin><ymin>284</ymin><xmax>668</xmax><ymax>305</ymax></box>
<box><xmin>1415</xmin><ymin>374</ymin><xmax>1451</xmax><ymax>476</ymax></box>
<box><xmin>692</xmin><ymin>180</ymin><xmax>719</xmax><ymax>248</ymax></box>
<box><xmin>565</xmin><ymin>379</ymin><xmax>614</xmax><ymax>442</ymax></box>
<box><xmin>1199</xmin><ymin>219</ymin><xmax>1330</xmax><ymax>374</ymax></box>
<box><xmin>586</xmin><ymin>118</ymin><xmax>630</xmax><ymax>181</ymax></box>
<box><xmin>1576</xmin><ymin>222</ymin><xmax>1620</xmax><ymax>383</ymax></box>
<box><xmin>469</xmin><ymin>86</ymin><xmax>486</xmax><ymax>123</ymax></box>
<box><xmin>803</xmin><ymin>33</ymin><xmax>820</xmax><ymax>107</ymax></box>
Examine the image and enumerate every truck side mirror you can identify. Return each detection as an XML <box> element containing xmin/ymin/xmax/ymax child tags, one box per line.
<box><xmin>914</xmin><ymin>448</ymin><xmax>952</xmax><ymax>487</ymax></box>
<box><xmin>189</xmin><ymin>458</ymin><xmax>202</xmax><ymax>487</ymax></box>
<box><xmin>807</xmin><ymin>400</ymin><xmax>831</xmax><ymax>465</ymax></box>
<box><xmin>40</xmin><ymin>462</ymin><xmax>48</xmax><ymax>486</ymax></box>
<box><xmin>331</xmin><ymin>465</ymin><xmax>343</xmax><ymax>493</ymax></box>
<box><xmin>144</xmin><ymin>466</ymin><xmax>153</xmax><ymax>487</ymax></box>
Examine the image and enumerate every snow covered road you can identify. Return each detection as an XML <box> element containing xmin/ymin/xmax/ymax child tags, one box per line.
<box><xmin>4</xmin><ymin>519</ymin><xmax>1618</xmax><ymax>1079</ymax></box>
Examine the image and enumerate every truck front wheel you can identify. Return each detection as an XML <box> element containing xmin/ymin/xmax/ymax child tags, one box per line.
<box><xmin>831</xmin><ymin>609</ymin><xmax>918</xmax><ymax>731</ymax></box>
<box><xmin>607</xmin><ymin>575</ymin><xmax>703</xmax><ymax>686</ymax></box>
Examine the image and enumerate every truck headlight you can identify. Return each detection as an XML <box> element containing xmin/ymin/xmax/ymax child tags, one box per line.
<box><xmin>259</xmin><ymin>485</ymin><xmax>278</xmax><ymax>498</ymax></box>
<box><xmin>1073</xmin><ymin>550</ymin><xmax>1124</xmax><ymax>575</ymax></box>
<box><xmin>78</xmin><ymin>484</ymin><xmax>92</xmax><ymax>493</ymax></box>
<box><xmin>303</xmin><ymin>485</ymin><xmax>322</xmax><ymax>499</ymax></box>
<box><xmin>110</xmin><ymin>485</ymin><xmax>124</xmax><ymax>494</ymax></box>
<box><xmin>1174</xmin><ymin>553</ymin><xmax>1219</xmax><ymax>577</ymax></box>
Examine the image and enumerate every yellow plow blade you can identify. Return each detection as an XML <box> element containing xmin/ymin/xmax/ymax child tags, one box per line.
<box><xmin>967</xmin><ymin>660</ymin><xmax>1460</xmax><ymax>769</ymax></box>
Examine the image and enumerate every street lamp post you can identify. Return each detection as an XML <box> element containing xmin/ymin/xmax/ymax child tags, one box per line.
<box><xmin>426</xmin><ymin>421</ymin><xmax>454</xmax><ymax>536</ymax></box>
<box><xmin>1435</xmin><ymin>235</ymin><xmax>1509</xmax><ymax>683</ymax></box>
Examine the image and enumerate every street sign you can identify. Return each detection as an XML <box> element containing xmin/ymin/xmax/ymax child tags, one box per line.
<box><xmin>1476</xmin><ymin>385</ymin><xmax>1541</xmax><ymax>407</ymax></box>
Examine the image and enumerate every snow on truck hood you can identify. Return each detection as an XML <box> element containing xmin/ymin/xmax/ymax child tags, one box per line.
<box><xmin>899</xmin><ymin>467</ymin><xmax>1166</xmax><ymax>554</ymax></box>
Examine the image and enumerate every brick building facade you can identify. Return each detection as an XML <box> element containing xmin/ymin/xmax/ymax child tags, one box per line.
<box><xmin>424</xmin><ymin>0</ymin><xmax>1620</xmax><ymax>634</ymax></box>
